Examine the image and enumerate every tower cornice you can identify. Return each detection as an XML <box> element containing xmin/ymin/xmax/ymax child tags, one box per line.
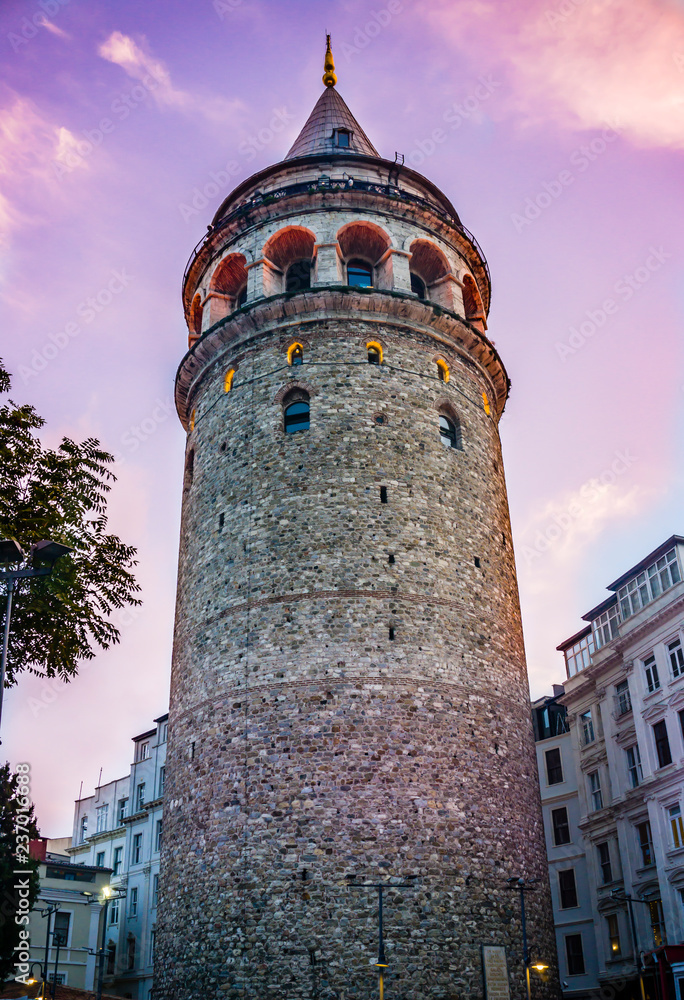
<box><xmin>174</xmin><ymin>286</ymin><xmax>509</xmax><ymax>430</ymax></box>
<box><xmin>183</xmin><ymin>155</ymin><xmax>490</xmax><ymax>317</ymax></box>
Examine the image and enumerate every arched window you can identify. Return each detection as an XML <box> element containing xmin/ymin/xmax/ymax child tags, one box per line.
<box><xmin>436</xmin><ymin>359</ymin><xmax>450</xmax><ymax>383</ymax></box>
<box><xmin>286</xmin><ymin>260</ymin><xmax>311</xmax><ymax>292</ymax></box>
<box><xmin>184</xmin><ymin>449</ymin><xmax>195</xmax><ymax>489</ymax></box>
<box><xmin>189</xmin><ymin>295</ymin><xmax>203</xmax><ymax>341</ymax></box>
<box><xmin>367</xmin><ymin>341</ymin><xmax>383</xmax><ymax>364</ymax></box>
<box><xmin>347</xmin><ymin>259</ymin><xmax>373</xmax><ymax>287</ymax></box>
<box><xmin>207</xmin><ymin>254</ymin><xmax>249</xmax><ymax>323</ymax></box>
<box><xmin>287</xmin><ymin>342</ymin><xmax>304</xmax><ymax>366</ymax></box>
<box><xmin>284</xmin><ymin>399</ymin><xmax>310</xmax><ymax>433</ymax></box>
<box><xmin>409</xmin><ymin>239</ymin><xmax>452</xmax><ymax>308</ymax></box>
<box><xmin>411</xmin><ymin>273</ymin><xmax>426</xmax><ymax>299</ymax></box>
<box><xmin>462</xmin><ymin>274</ymin><xmax>487</xmax><ymax>332</ymax></box>
<box><xmin>337</xmin><ymin>221</ymin><xmax>391</xmax><ymax>289</ymax></box>
<box><xmin>263</xmin><ymin>227</ymin><xmax>316</xmax><ymax>296</ymax></box>
<box><xmin>439</xmin><ymin>414</ymin><xmax>462</xmax><ymax>450</ymax></box>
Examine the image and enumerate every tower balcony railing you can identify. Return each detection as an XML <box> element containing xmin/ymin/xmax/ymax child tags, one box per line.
<box><xmin>182</xmin><ymin>176</ymin><xmax>491</xmax><ymax>292</ymax></box>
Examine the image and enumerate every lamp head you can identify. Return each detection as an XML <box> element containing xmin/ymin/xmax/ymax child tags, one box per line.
<box><xmin>0</xmin><ymin>538</ymin><xmax>25</xmax><ymax>565</ymax></box>
<box><xmin>31</xmin><ymin>540</ymin><xmax>72</xmax><ymax>567</ymax></box>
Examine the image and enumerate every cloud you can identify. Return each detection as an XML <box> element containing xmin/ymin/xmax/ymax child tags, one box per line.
<box><xmin>98</xmin><ymin>30</ymin><xmax>191</xmax><ymax>111</ymax></box>
<box><xmin>98</xmin><ymin>31</ymin><xmax>244</xmax><ymax>125</ymax></box>
<box><xmin>41</xmin><ymin>19</ymin><xmax>69</xmax><ymax>40</ymax></box>
<box><xmin>0</xmin><ymin>93</ymin><xmax>86</xmax><ymax>247</ymax></box>
<box><xmin>427</xmin><ymin>0</ymin><xmax>684</xmax><ymax>148</ymax></box>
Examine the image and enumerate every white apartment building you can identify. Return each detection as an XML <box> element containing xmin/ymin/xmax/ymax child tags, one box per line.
<box><xmin>555</xmin><ymin>535</ymin><xmax>684</xmax><ymax>1000</ymax></box>
<box><xmin>68</xmin><ymin>714</ymin><xmax>167</xmax><ymax>1000</ymax></box>
<box><xmin>532</xmin><ymin>688</ymin><xmax>600</xmax><ymax>999</ymax></box>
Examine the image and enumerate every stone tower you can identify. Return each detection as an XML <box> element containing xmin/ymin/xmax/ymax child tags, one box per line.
<box><xmin>157</xmin><ymin>42</ymin><xmax>558</xmax><ymax>1000</ymax></box>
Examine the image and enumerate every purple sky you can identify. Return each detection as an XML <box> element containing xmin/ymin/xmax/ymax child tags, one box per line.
<box><xmin>1</xmin><ymin>0</ymin><xmax>682</xmax><ymax>836</ymax></box>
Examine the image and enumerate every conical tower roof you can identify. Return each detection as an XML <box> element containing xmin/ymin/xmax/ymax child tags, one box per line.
<box><xmin>285</xmin><ymin>86</ymin><xmax>379</xmax><ymax>160</ymax></box>
<box><xmin>285</xmin><ymin>37</ymin><xmax>379</xmax><ymax>160</ymax></box>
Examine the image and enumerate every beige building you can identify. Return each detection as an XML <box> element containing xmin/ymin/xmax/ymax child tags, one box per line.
<box><xmin>27</xmin><ymin>841</ymin><xmax>111</xmax><ymax>992</ymax></box>
<box><xmin>556</xmin><ymin>535</ymin><xmax>684</xmax><ymax>1000</ymax></box>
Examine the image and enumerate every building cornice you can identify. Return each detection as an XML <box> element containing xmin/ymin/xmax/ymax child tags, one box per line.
<box><xmin>175</xmin><ymin>287</ymin><xmax>509</xmax><ymax>430</ymax></box>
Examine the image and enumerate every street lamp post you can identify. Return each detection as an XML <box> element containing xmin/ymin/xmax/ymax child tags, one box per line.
<box><xmin>38</xmin><ymin>904</ymin><xmax>60</xmax><ymax>1000</ymax></box>
<box><xmin>0</xmin><ymin>538</ymin><xmax>72</xmax><ymax>737</ymax></box>
<box><xmin>83</xmin><ymin>887</ymin><xmax>127</xmax><ymax>1000</ymax></box>
<box><xmin>611</xmin><ymin>889</ymin><xmax>651</xmax><ymax>1000</ymax></box>
<box><xmin>346</xmin><ymin>877</ymin><xmax>415</xmax><ymax>999</ymax></box>
<box><xmin>506</xmin><ymin>877</ymin><xmax>541</xmax><ymax>1000</ymax></box>
<box><xmin>50</xmin><ymin>930</ymin><xmax>64</xmax><ymax>999</ymax></box>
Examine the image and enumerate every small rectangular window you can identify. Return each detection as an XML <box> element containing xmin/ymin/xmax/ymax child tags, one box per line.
<box><xmin>158</xmin><ymin>766</ymin><xmax>166</xmax><ymax>797</ymax></box>
<box><xmin>653</xmin><ymin>720</ymin><xmax>672</xmax><ymax>768</ymax></box>
<box><xmin>388</xmin><ymin>627</ymin><xmax>395</xmax><ymax>641</ymax></box>
<box><xmin>53</xmin><ymin>912</ymin><xmax>71</xmax><ymax>946</ymax></box>
<box><xmin>649</xmin><ymin>897</ymin><xmax>666</xmax><ymax>947</ymax></box>
<box><xmin>132</xmin><ymin>833</ymin><xmax>143</xmax><ymax>865</ymax></box>
<box><xmin>155</xmin><ymin>819</ymin><xmax>163</xmax><ymax>852</ymax></box>
<box><xmin>588</xmin><ymin>770</ymin><xmax>603</xmax><ymax>811</ymax></box>
<box><xmin>96</xmin><ymin>805</ymin><xmax>109</xmax><ymax>833</ymax></box>
<box><xmin>129</xmin><ymin>887</ymin><xmax>138</xmax><ymax>918</ymax></box>
<box><xmin>565</xmin><ymin>934</ymin><xmax>585</xmax><ymax>976</ymax></box>
<box><xmin>580</xmin><ymin>710</ymin><xmax>595</xmax><ymax>746</ymax></box>
<box><xmin>113</xmin><ymin>846</ymin><xmax>123</xmax><ymax>876</ymax></box>
<box><xmin>615</xmin><ymin>680</ymin><xmax>632</xmax><ymax>716</ymax></box>
<box><xmin>136</xmin><ymin>782</ymin><xmax>146</xmax><ymax>811</ymax></box>
<box><xmin>607</xmin><ymin>914</ymin><xmax>621</xmax><ymax>956</ymax></box>
<box><xmin>545</xmin><ymin>747</ymin><xmax>563</xmax><ymax>785</ymax></box>
<box><xmin>670</xmin><ymin>804</ymin><xmax>684</xmax><ymax>849</ymax></box>
<box><xmin>669</xmin><ymin>639</ymin><xmax>684</xmax><ymax>679</ymax></box>
<box><xmin>380</xmin><ymin>486</ymin><xmax>388</xmax><ymax>504</ymax></box>
<box><xmin>96</xmin><ymin>851</ymin><xmax>105</xmax><ymax>868</ymax></box>
<box><xmin>139</xmin><ymin>742</ymin><xmax>150</xmax><ymax>761</ymax></box>
<box><xmin>109</xmin><ymin>898</ymin><xmax>120</xmax><ymax>925</ymax></box>
<box><xmin>558</xmin><ymin>869</ymin><xmax>578</xmax><ymax>909</ymax></box>
<box><xmin>597</xmin><ymin>842</ymin><xmax>613</xmax><ymax>884</ymax></box>
<box><xmin>637</xmin><ymin>821</ymin><xmax>654</xmax><ymax>867</ymax></box>
<box><xmin>388</xmin><ymin>553</ymin><xmax>395</xmax><ymax>565</ymax></box>
<box><xmin>626</xmin><ymin>744</ymin><xmax>643</xmax><ymax>788</ymax></box>
<box><xmin>117</xmin><ymin>798</ymin><xmax>128</xmax><ymax>824</ymax></box>
<box><xmin>552</xmin><ymin>807</ymin><xmax>571</xmax><ymax>846</ymax></box>
<box><xmin>644</xmin><ymin>654</ymin><xmax>660</xmax><ymax>693</ymax></box>
<box><xmin>152</xmin><ymin>874</ymin><xmax>159</xmax><ymax>908</ymax></box>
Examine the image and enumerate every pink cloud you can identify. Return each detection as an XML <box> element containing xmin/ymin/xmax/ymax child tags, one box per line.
<box><xmin>98</xmin><ymin>31</ymin><xmax>245</xmax><ymax>125</ymax></box>
<box><xmin>428</xmin><ymin>0</ymin><xmax>684</xmax><ymax>147</ymax></box>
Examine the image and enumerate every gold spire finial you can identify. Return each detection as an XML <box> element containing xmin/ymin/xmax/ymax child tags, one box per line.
<box><xmin>322</xmin><ymin>34</ymin><xmax>337</xmax><ymax>88</ymax></box>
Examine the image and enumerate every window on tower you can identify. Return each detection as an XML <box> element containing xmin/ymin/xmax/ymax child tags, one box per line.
<box><xmin>282</xmin><ymin>389</ymin><xmax>310</xmax><ymax>434</ymax></box>
<box><xmin>347</xmin><ymin>259</ymin><xmax>373</xmax><ymax>287</ymax></box>
<box><xmin>287</xmin><ymin>343</ymin><xmax>304</xmax><ymax>366</ymax></box>
<box><xmin>286</xmin><ymin>260</ymin><xmax>312</xmax><ymax>292</ymax></box>
<box><xmin>334</xmin><ymin>129</ymin><xmax>351</xmax><ymax>147</ymax></box>
<box><xmin>439</xmin><ymin>414</ymin><xmax>462</xmax><ymax>450</ymax></box>
<box><xmin>410</xmin><ymin>273</ymin><xmax>426</xmax><ymax>299</ymax></box>
<box><xmin>236</xmin><ymin>285</ymin><xmax>247</xmax><ymax>307</ymax></box>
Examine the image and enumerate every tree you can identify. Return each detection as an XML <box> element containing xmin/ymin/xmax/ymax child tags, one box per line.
<box><xmin>0</xmin><ymin>762</ymin><xmax>40</xmax><ymax>981</ymax></box>
<box><xmin>0</xmin><ymin>357</ymin><xmax>141</xmax><ymax>685</ymax></box>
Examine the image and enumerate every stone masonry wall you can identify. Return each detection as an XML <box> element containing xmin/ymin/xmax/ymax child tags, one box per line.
<box><xmin>155</xmin><ymin>299</ymin><xmax>559</xmax><ymax>999</ymax></box>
